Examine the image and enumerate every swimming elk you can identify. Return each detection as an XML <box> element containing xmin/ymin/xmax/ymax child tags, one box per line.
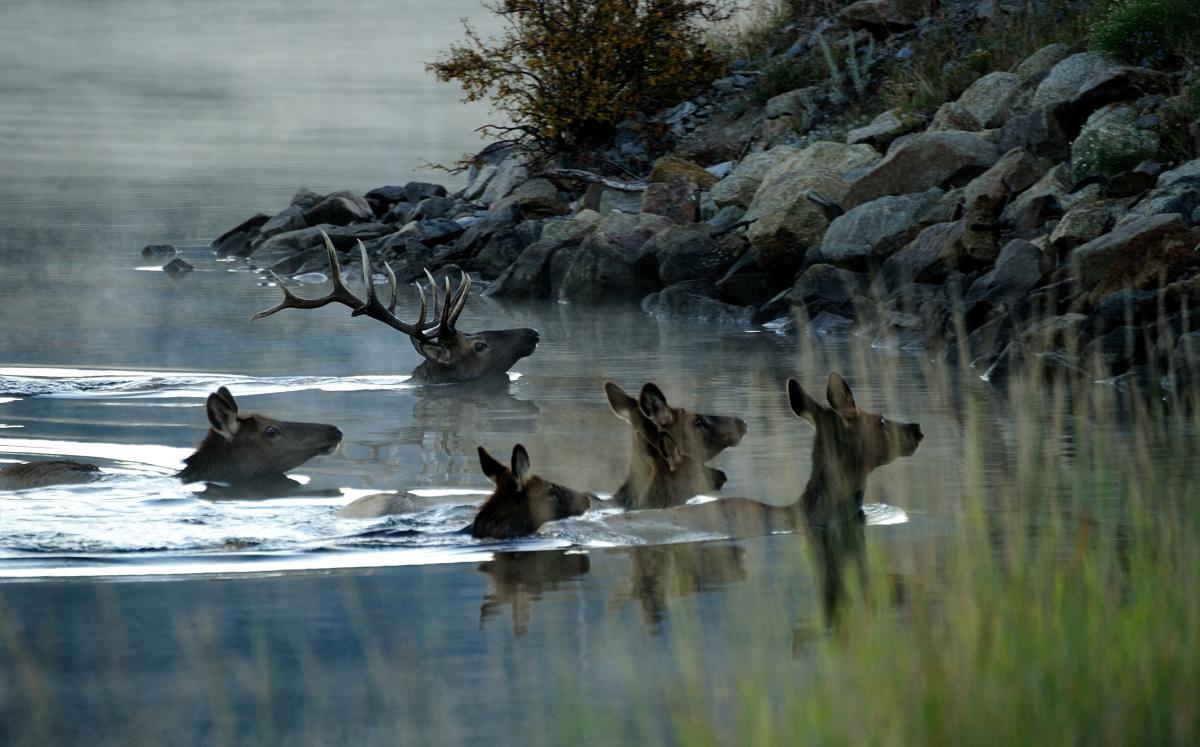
<box><xmin>471</xmin><ymin>444</ymin><xmax>594</xmax><ymax>539</ymax></box>
<box><xmin>0</xmin><ymin>387</ymin><xmax>342</xmax><ymax>492</ymax></box>
<box><xmin>253</xmin><ymin>233</ymin><xmax>539</xmax><ymax>384</ymax></box>
<box><xmin>605</xmin><ymin>382</ymin><xmax>747</xmax><ymax>509</ymax></box>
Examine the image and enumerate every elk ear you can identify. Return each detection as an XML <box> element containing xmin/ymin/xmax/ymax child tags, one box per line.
<box><xmin>826</xmin><ymin>372</ymin><xmax>858</xmax><ymax>417</ymax></box>
<box><xmin>787</xmin><ymin>378</ymin><xmax>822</xmax><ymax>425</ymax></box>
<box><xmin>604</xmin><ymin>382</ymin><xmax>637</xmax><ymax>422</ymax></box>
<box><xmin>477</xmin><ymin>446</ymin><xmax>508</xmax><ymax>483</ymax></box>
<box><xmin>510</xmin><ymin>444</ymin><xmax>531</xmax><ymax>485</ymax></box>
<box><xmin>417</xmin><ymin>340</ymin><xmax>454</xmax><ymax>366</ymax></box>
<box><xmin>206</xmin><ymin>389</ymin><xmax>240</xmax><ymax>441</ymax></box>
<box><xmin>656</xmin><ymin>431</ymin><xmax>683</xmax><ymax>471</ymax></box>
<box><xmin>638</xmin><ymin>383</ymin><xmax>673</xmax><ymax>427</ymax></box>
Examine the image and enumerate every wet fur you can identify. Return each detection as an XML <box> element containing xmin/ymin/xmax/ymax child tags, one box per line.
<box><xmin>606</xmin><ymin>382</ymin><xmax>747</xmax><ymax>509</ymax></box>
<box><xmin>470</xmin><ymin>444</ymin><xmax>594</xmax><ymax>539</ymax></box>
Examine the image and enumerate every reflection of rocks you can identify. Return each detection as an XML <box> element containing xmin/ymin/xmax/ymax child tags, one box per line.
<box><xmin>477</xmin><ymin>550</ymin><xmax>590</xmax><ymax>638</ymax></box>
<box><xmin>607</xmin><ymin>543</ymin><xmax>746</xmax><ymax>631</ymax></box>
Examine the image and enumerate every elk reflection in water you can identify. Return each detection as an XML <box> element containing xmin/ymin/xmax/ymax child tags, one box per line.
<box><xmin>477</xmin><ymin>550</ymin><xmax>591</xmax><ymax>637</ymax></box>
<box><xmin>608</xmin><ymin>543</ymin><xmax>747</xmax><ymax>632</ymax></box>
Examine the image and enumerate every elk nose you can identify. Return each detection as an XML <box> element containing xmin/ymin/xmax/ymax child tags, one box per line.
<box><xmin>911</xmin><ymin>424</ymin><xmax>923</xmax><ymax>441</ymax></box>
<box><xmin>329</xmin><ymin>426</ymin><xmax>344</xmax><ymax>443</ymax></box>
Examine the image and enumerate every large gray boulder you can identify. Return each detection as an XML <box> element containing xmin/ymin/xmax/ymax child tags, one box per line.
<box><xmin>962</xmin><ymin>239</ymin><xmax>1052</xmax><ymax>326</ymax></box>
<box><xmin>846</xmin><ymin>109</ymin><xmax>916</xmax><ymax>151</ymax></box>
<box><xmin>303</xmin><ymin>191</ymin><xmax>374</xmax><ymax>226</ymax></box>
<box><xmin>260</xmin><ymin>206</ymin><xmax>307</xmax><ymax>239</ymax></box>
<box><xmin>811</xmin><ymin>188</ymin><xmax>943</xmax><ymax>267</ymax></box>
<box><xmin>485</xmin><ymin>212</ymin><xmax>601</xmax><ymax>298</ymax></box>
<box><xmin>842</xmin><ymin>131</ymin><xmax>1000</xmax><ymax>210</ymax></box>
<box><xmin>956</xmin><ymin>72</ymin><xmax>1022</xmax><ymax>130</ymax></box>
<box><xmin>962</xmin><ymin>147</ymin><xmax>1047</xmax><ymax>207</ymax></box>
<box><xmin>1072</xmin><ymin>213</ymin><xmax>1197</xmax><ymax>292</ymax></box>
<box><xmin>642</xmin><ymin>281</ymin><xmax>757</xmax><ymax>326</ymax></box>
<box><xmin>709</xmin><ymin>147</ymin><xmax>799</xmax><ymax>209</ymax></box>
<box><xmin>642</xmin><ymin>224</ymin><xmax>740</xmax><ymax>285</ymax></box>
<box><xmin>880</xmin><ymin>221</ymin><xmax>966</xmax><ymax>287</ymax></box>
<box><xmin>745</xmin><ymin>141</ymin><xmax>881</xmax><ymax>275</ymax></box>
<box><xmin>1117</xmin><ymin>158</ymin><xmax>1200</xmax><ymax>227</ymax></box>
<box><xmin>1070</xmin><ymin>104</ymin><xmax>1159</xmax><ymax>182</ymax></box>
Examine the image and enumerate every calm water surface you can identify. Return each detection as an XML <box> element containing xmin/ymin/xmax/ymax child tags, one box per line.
<box><xmin>0</xmin><ymin>2</ymin><xmax>1183</xmax><ymax>743</ymax></box>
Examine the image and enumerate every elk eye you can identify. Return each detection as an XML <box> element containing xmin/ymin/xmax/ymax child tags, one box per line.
<box><xmin>473</xmin><ymin>341</ymin><xmax>489</xmax><ymax>352</ymax></box>
<box><xmin>264</xmin><ymin>425</ymin><xmax>281</xmax><ymax>438</ymax></box>
<box><xmin>879</xmin><ymin>417</ymin><xmax>887</xmax><ymax>430</ymax></box>
<box><xmin>693</xmin><ymin>416</ymin><xmax>708</xmax><ymax>429</ymax></box>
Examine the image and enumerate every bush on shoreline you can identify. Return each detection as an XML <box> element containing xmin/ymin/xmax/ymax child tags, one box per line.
<box><xmin>428</xmin><ymin>0</ymin><xmax>733</xmax><ymax>152</ymax></box>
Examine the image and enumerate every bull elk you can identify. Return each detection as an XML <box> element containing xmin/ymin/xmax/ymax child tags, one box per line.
<box><xmin>252</xmin><ymin>232</ymin><xmax>539</xmax><ymax>384</ymax></box>
<box><xmin>0</xmin><ymin>387</ymin><xmax>342</xmax><ymax>493</ymax></box>
<box><xmin>605</xmin><ymin>381</ymin><xmax>748</xmax><ymax>509</ymax></box>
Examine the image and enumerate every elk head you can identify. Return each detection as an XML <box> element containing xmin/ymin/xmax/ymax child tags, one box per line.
<box><xmin>252</xmin><ymin>232</ymin><xmax>539</xmax><ymax>384</ymax></box>
<box><xmin>605</xmin><ymin>381</ymin><xmax>747</xmax><ymax>509</ymax></box>
<box><xmin>471</xmin><ymin>444</ymin><xmax>594</xmax><ymax>539</ymax></box>
<box><xmin>177</xmin><ymin>387</ymin><xmax>343</xmax><ymax>484</ymax></box>
<box><xmin>787</xmin><ymin>373</ymin><xmax>923</xmax><ymax>525</ymax></box>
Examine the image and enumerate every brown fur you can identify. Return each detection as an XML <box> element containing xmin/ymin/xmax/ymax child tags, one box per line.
<box><xmin>470</xmin><ymin>444</ymin><xmax>594</xmax><ymax>539</ymax></box>
<box><xmin>177</xmin><ymin>387</ymin><xmax>343</xmax><ymax>483</ymax></box>
<box><xmin>605</xmin><ymin>382</ymin><xmax>747</xmax><ymax>509</ymax></box>
<box><xmin>0</xmin><ymin>388</ymin><xmax>342</xmax><ymax>491</ymax></box>
<box><xmin>410</xmin><ymin>327</ymin><xmax>540</xmax><ymax>384</ymax></box>
<box><xmin>0</xmin><ymin>460</ymin><xmax>102</xmax><ymax>491</ymax></box>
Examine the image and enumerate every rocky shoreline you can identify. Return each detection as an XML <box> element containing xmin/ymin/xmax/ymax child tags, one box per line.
<box><xmin>198</xmin><ymin>3</ymin><xmax>1200</xmax><ymax>398</ymax></box>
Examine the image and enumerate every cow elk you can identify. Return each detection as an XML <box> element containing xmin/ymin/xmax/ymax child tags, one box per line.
<box><xmin>605</xmin><ymin>381</ymin><xmax>747</xmax><ymax>509</ymax></box>
<box><xmin>470</xmin><ymin>444</ymin><xmax>594</xmax><ymax>539</ymax></box>
<box><xmin>0</xmin><ymin>387</ymin><xmax>342</xmax><ymax>493</ymax></box>
<box><xmin>253</xmin><ymin>232</ymin><xmax>539</xmax><ymax>384</ymax></box>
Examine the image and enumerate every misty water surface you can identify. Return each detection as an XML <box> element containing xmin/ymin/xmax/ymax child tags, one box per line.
<box><xmin>0</xmin><ymin>2</ymin><xmax>1184</xmax><ymax>743</ymax></box>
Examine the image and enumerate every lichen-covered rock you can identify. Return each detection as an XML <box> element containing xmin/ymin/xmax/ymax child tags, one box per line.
<box><xmin>1030</xmin><ymin>52</ymin><xmax>1121</xmax><ymax>111</ymax></box>
<box><xmin>745</xmin><ymin>141</ymin><xmax>881</xmax><ymax>275</ymax></box>
<box><xmin>811</xmin><ymin>188</ymin><xmax>943</xmax><ymax>267</ymax></box>
<box><xmin>842</xmin><ymin>131</ymin><xmax>1000</xmax><ymax>210</ymax></box>
<box><xmin>1070</xmin><ymin>104</ymin><xmax>1159</xmax><ymax>182</ymax></box>
<box><xmin>648</xmin><ymin>156</ymin><xmax>719</xmax><ymax>189</ymax></box>
<box><xmin>764</xmin><ymin>87</ymin><xmax>818</xmax><ymax>131</ymax></box>
<box><xmin>304</xmin><ymin>191</ymin><xmax>374</xmax><ymax>226</ymax></box>
<box><xmin>709</xmin><ymin>146</ymin><xmax>799</xmax><ymax>209</ymax></box>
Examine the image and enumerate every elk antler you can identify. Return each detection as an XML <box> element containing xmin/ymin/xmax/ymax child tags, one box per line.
<box><xmin>251</xmin><ymin>231</ymin><xmax>472</xmax><ymax>346</ymax></box>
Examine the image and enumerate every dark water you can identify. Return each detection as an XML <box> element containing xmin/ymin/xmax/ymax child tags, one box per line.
<box><xmin>0</xmin><ymin>1</ymin><xmax>1176</xmax><ymax>743</ymax></box>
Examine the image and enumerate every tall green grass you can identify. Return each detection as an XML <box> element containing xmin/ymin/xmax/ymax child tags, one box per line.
<box><xmin>605</xmin><ymin>349</ymin><xmax>1200</xmax><ymax>744</ymax></box>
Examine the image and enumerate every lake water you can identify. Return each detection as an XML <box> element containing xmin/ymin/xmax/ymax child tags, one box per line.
<box><xmin>0</xmin><ymin>1</ymin><xmax>1193</xmax><ymax>743</ymax></box>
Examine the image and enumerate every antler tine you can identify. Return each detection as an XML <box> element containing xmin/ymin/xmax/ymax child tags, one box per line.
<box><xmin>423</xmin><ymin>268</ymin><xmax>443</xmax><ymax>327</ymax></box>
<box><xmin>440</xmin><ymin>275</ymin><xmax>454</xmax><ymax>331</ymax></box>
<box><xmin>249</xmin><ymin>232</ymin><xmax>364</xmax><ymax>320</ymax></box>
<box><xmin>384</xmin><ymin>262</ymin><xmax>398</xmax><ymax>314</ymax></box>
<box><xmin>414</xmin><ymin>281</ymin><xmax>428</xmax><ymax>332</ymax></box>
<box><xmin>445</xmin><ymin>271</ymin><xmax>471</xmax><ymax>330</ymax></box>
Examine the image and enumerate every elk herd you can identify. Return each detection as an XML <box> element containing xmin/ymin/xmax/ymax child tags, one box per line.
<box><xmin>1</xmin><ymin>232</ymin><xmax>924</xmax><ymax>561</ymax></box>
